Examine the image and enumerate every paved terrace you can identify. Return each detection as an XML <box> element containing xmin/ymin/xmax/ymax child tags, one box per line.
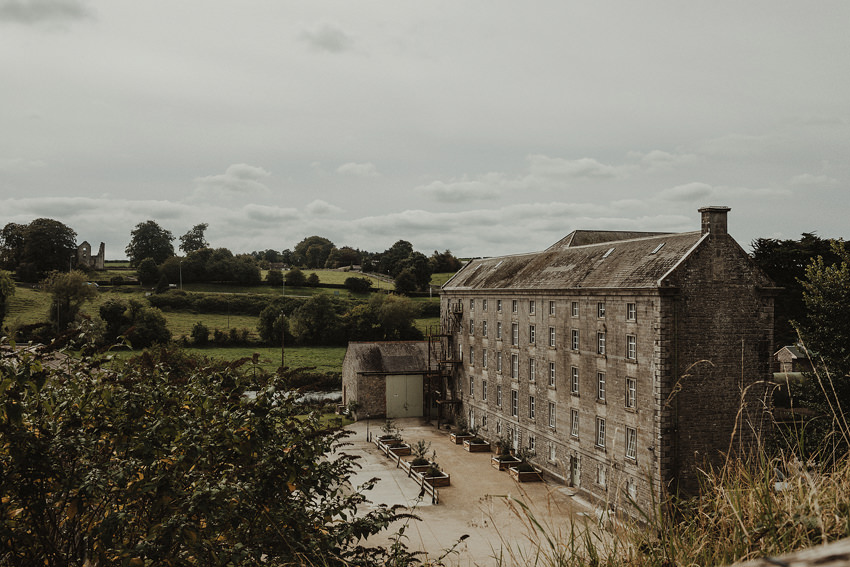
<box><xmin>345</xmin><ymin>417</ymin><xmax>603</xmax><ymax>566</ymax></box>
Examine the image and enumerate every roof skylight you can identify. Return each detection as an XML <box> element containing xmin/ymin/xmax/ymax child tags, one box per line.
<box><xmin>602</xmin><ymin>247</ymin><xmax>615</xmax><ymax>259</ymax></box>
<box><xmin>650</xmin><ymin>243</ymin><xmax>666</xmax><ymax>254</ymax></box>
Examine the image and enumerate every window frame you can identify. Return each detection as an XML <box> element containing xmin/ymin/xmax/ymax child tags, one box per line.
<box><xmin>597</xmin><ymin>331</ymin><xmax>606</xmax><ymax>355</ymax></box>
<box><xmin>482</xmin><ymin>379</ymin><xmax>488</xmax><ymax>401</ymax></box>
<box><xmin>597</xmin><ymin>371</ymin><xmax>606</xmax><ymax>401</ymax></box>
<box><xmin>512</xmin><ymin>299</ymin><xmax>518</xmax><ymax>313</ymax></box>
<box><xmin>549</xmin><ymin>300</ymin><xmax>556</xmax><ymax>316</ymax></box>
<box><xmin>482</xmin><ymin>299</ymin><xmax>488</xmax><ymax>312</ymax></box>
<box><xmin>482</xmin><ymin>348</ymin><xmax>488</xmax><ymax>368</ymax></box>
<box><xmin>626</xmin><ymin>302</ymin><xmax>636</xmax><ymax>321</ymax></box>
<box><xmin>626</xmin><ymin>377</ymin><xmax>636</xmax><ymax>409</ymax></box>
<box><xmin>511</xmin><ymin>323</ymin><xmax>519</xmax><ymax>346</ymax></box>
<box><xmin>570</xmin><ymin>409</ymin><xmax>579</xmax><ymax>438</ymax></box>
<box><xmin>548</xmin><ymin>362</ymin><xmax>556</xmax><ymax>387</ymax></box>
<box><xmin>529</xmin><ymin>300</ymin><xmax>536</xmax><ymax>315</ymax></box>
<box><xmin>529</xmin><ymin>358</ymin><xmax>536</xmax><ymax>382</ymax></box>
<box><xmin>597</xmin><ymin>302</ymin><xmax>606</xmax><ymax>319</ymax></box>
<box><xmin>626</xmin><ymin>427</ymin><xmax>637</xmax><ymax>460</ymax></box>
<box><xmin>571</xmin><ymin>301</ymin><xmax>579</xmax><ymax>318</ymax></box>
<box><xmin>570</xmin><ymin>366</ymin><xmax>579</xmax><ymax>395</ymax></box>
<box><xmin>496</xmin><ymin>321</ymin><xmax>502</xmax><ymax>340</ymax></box>
<box><xmin>626</xmin><ymin>334</ymin><xmax>636</xmax><ymax>360</ymax></box>
<box><xmin>496</xmin><ymin>384</ymin><xmax>502</xmax><ymax>407</ymax></box>
<box><xmin>511</xmin><ymin>354</ymin><xmax>519</xmax><ymax>379</ymax></box>
<box><xmin>529</xmin><ymin>324</ymin><xmax>536</xmax><ymax>344</ymax></box>
<box><xmin>528</xmin><ymin>395</ymin><xmax>535</xmax><ymax>419</ymax></box>
<box><xmin>497</xmin><ymin>299</ymin><xmax>502</xmax><ymax>312</ymax></box>
<box><xmin>549</xmin><ymin>326</ymin><xmax>556</xmax><ymax>347</ymax></box>
<box><xmin>595</xmin><ymin>416</ymin><xmax>606</xmax><ymax>448</ymax></box>
<box><xmin>548</xmin><ymin>401</ymin><xmax>556</xmax><ymax>429</ymax></box>
<box><xmin>571</xmin><ymin>329</ymin><xmax>580</xmax><ymax>351</ymax></box>
<box><xmin>482</xmin><ymin>320</ymin><xmax>488</xmax><ymax>337</ymax></box>
<box><xmin>496</xmin><ymin>352</ymin><xmax>503</xmax><ymax>373</ymax></box>
<box><xmin>511</xmin><ymin>389</ymin><xmax>518</xmax><ymax>417</ymax></box>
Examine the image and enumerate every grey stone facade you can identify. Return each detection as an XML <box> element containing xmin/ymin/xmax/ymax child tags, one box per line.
<box><xmin>440</xmin><ymin>207</ymin><xmax>775</xmax><ymax>513</ymax></box>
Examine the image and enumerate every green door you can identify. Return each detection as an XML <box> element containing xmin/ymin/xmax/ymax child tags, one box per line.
<box><xmin>385</xmin><ymin>374</ymin><xmax>423</xmax><ymax>418</ymax></box>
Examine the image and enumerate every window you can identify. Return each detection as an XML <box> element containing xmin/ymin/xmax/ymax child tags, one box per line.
<box><xmin>497</xmin><ymin>385</ymin><xmax>502</xmax><ymax>407</ymax></box>
<box><xmin>470</xmin><ymin>299</ymin><xmax>474</xmax><ymax>311</ymax></box>
<box><xmin>549</xmin><ymin>326</ymin><xmax>556</xmax><ymax>347</ymax></box>
<box><xmin>482</xmin><ymin>320</ymin><xmax>488</xmax><ymax>337</ymax></box>
<box><xmin>469</xmin><ymin>319</ymin><xmax>474</xmax><ymax>335</ymax></box>
<box><xmin>548</xmin><ymin>441</ymin><xmax>556</xmax><ymax>461</ymax></box>
<box><xmin>627</xmin><ymin>302</ymin><xmax>636</xmax><ymax>321</ymax></box>
<box><xmin>529</xmin><ymin>325</ymin><xmax>536</xmax><ymax>344</ymax></box>
<box><xmin>497</xmin><ymin>352</ymin><xmax>503</xmax><ymax>373</ymax></box>
<box><xmin>511</xmin><ymin>427</ymin><xmax>519</xmax><ymax>450</ymax></box>
<box><xmin>595</xmin><ymin>417</ymin><xmax>606</xmax><ymax>448</ymax></box>
<box><xmin>481</xmin><ymin>414</ymin><xmax>487</xmax><ymax>429</ymax></box>
<box><xmin>512</xmin><ymin>300</ymin><xmax>518</xmax><ymax>313</ymax></box>
<box><xmin>627</xmin><ymin>478</ymin><xmax>637</xmax><ymax>499</ymax></box>
<box><xmin>482</xmin><ymin>348</ymin><xmax>488</xmax><ymax>368</ymax></box>
<box><xmin>469</xmin><ymin>346</ymin><xmax>475</xmax><ymax>366</ymax></box>
<box><xmin>571</xmin><ymin>329</ymin><xmax>580</xmax><ymax>351</ymax></box>
<box><xmin>511</xmin><ymin>389</ymin><xmax>518</xmax><ymax>417</ymax></box>
<box><xmin>511</xmin><ymin>323</ymin><xmax>519</xmax><ymax>346</ymax></box>
<box><xmin>482</xmin><ymin>380</ymin><xmax>488</xmax><ymax>401</ymax></box>
<box><xmin>469</xmin><ymin>375</ymin><xmax>474</xmax><ymax>396</ymax></box>
<box><xmin>482</xmin><ymin>299</ymin><xmax>488</xmax><ymax>311</ymax></box>
<box><xmin>570</xmin><ymin>366</ymin><xmax>579</xmax><ymax>394</ymax></box>
<box><xmin>626</xmin><ymin>335</ymin><xmax>636</xmax><ymax>360</ymax></box>
<box><xmin>528</xmin><ymin>434</ymin><xmax>536</xmax><ymax>452</ymax></box>
<box><xmin>570</xmin><ymin>409</ymin><xmax>579</xmax><ymax>438</ymax></box>
<box><xmin>597</xmin><ymin>332</ymin><xmax>606</xmax><ymax>355</ymax></box>
<box><xmin>571</xmin><ymin>301</ymin><xmax>579</xmax><ymax>318</ymax></box>
<box><xmin>548</xmin><ymin>362</ymin><xmax>556</xmax><ymax>387</ymax></box>
<box><xmin>597</xmin><ymin>372</ymin><xmax>606</xmax><ymax>401</ymax></box>
<box><xmin>469</xmin><ymin>408</ymin><xmax>474</xmax><ymax>429</ymax></box>
<box><xmin>549</xmin><ymin>300</ymin><xmax>556</xmax><ymax>316</ymax></box>
<box><xmin>528</xmin><ymin>395</ymin><xmax>535</xmax><ymax>419</ymax></box>
<box><xmin>626</xmin><ymin>377</ymin><xmax>636</xmax><ymax>409</ymax></box>
<box><xmin>597</xmin><ymin>302</ymin><xmax>606</xmax><ymax>318</ymax></box>
<box><xmin>626</xmin><ymin>427</ymin><xmax>637</xmax><ymax>460</ymax></box>
<box><xmin>496</xmin><ymin>420</ymin><xmax>502</xmax><ymax>435</ymax></box>
<box><xmin>548</xmin><ymin>401</ymin><xmax>556</xmax><ymax>428</ymax></box>
<box><xmin>597</xmin><ymin>464</ymin><xmax>607</xmax><ymax>487</ymax></box>
<box><xmin>511</xmin><ymin>354</ymin><xmax>518</xmax><ymax>379</ymax></box>
<box><xmin>529</xmin><ymin>359</ymin><xmax>536</xmax><ymax>382</ymax></box>
<box><xmin>496</xmin><ymin>322</ymin><xmax>502</xmax><ymax>340</ymax></box>
<box><xmin>529</xmin><ymin>300</ymin><xmax>536</xmax><ymax>315</ymax></box>
<box><xmin>497</xmin><ymin>299</ymin><xmax>502</xmax><ymax>312</ymax></box>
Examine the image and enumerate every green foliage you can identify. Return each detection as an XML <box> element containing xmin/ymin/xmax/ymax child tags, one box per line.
<box><xmin>136</xmin><ymin>257</ymin><xmax>160</xmax><ymax>286</ymax></box>
<box><xmin>289</xmin><ymin>294</ymin><xmax>346</xmax><ymax>345</ymax></box>
<box><xmin>0</xmin><ymin>344</ymin><xmax>413</xmax><ymax>566</ymax></box>
<box><xmin>0</xmin><ymin>222</ymin><xmax>26</xmax><ymax>270</ymax></box>
<box><xmin>394</xmin><ymin>268</ymin><xmax>417</xmax><ymax>295</ymax></box>
<box><xmin>155</xmin><ymin>273</ymin><xmax>170</xmax><ymax>293</ymax></box>
<box><xmin>43</xmin><ymin>270</ymin><xmax>98</xmax><ymax>331</ymax></box>
<box><xmin>429</xmin><ymin>249</ymin><xmax>462</xmax><ymax>273</ymax></box>
<box><xmin>125</xmin><ymin>220</ymin><xmax>175</xmax><ymax>266</ymax></box>
<box><xmin>0</xmin><ymin>218</ymin><xmax>77</xmax><ymax>280</ymax></box>
<box><xmin>190</xmin><ymin>321</ymin><xmax>210</xmax><ymax>345</ymax></box>
<box><xmin>179</xmin><ymin>222</ymin><xmax>209</xmax><ymax>254</ymax></box>
<box><xmin>306</xmin><ymin>272</ymin><xmax>320</xmax><ymax>287</ymax></box>
<box><xmin>344</xmin><ymin>276</ymin><xmax>373</xmax><ymax>293</ymax></box>
<box><xmin>98</xmin><ymin>298</ymin><xmax>171</xmax><ymax>348</ymax></box>
<box><xmin>0</xmin><ymin>269</ymin><xmax>14</xmax><ymax>331</ymax></box>
<box><xmin>266</xmin><ymin>268</ymin><xmax>283</xmax><ymax>287</ymax></box>
<box><xmin>284</xmin><ymin>267</ymin><xmax>307</xmax><ymax>287</ymax></box>
<box><xmin>293</xmin><ymin>236</ymin><xmax>334</xmax><ymax>268</ymax></box>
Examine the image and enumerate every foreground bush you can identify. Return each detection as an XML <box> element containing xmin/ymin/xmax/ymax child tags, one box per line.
<box><xmin>0</xmin><ymin>344</ymin><xmax>413</xmax><ymax>566</ymax></box>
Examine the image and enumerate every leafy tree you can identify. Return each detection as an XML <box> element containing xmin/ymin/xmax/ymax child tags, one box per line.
<box><xmin>98</xmin><ymin>298</ymin><xmax>171</xmax><ymax>348</ymax></box>
<box><xmin>306</xmin><ymin>272</ymin><xmax>320</xmax><ymax>287</ymax></box>
<box><xmin>136</xmin><ymin>257</ymin><xmax>160</xmax><ymax>286</ymax></box>
<box><xmin>125</xmin><ymin>220</ymin><xmax>175</xmax><ymax>266</ymax></box>
<box><xmin>326</xmin><ymin>246</ymin><xmax>362</xmax><ymax>268</ymax></box>
<box><xmin>43</xmin><ymin>270</ymin><xmax>98</xmax><ymax>331</ymax></box>
<box><xmin>370</xmin><ymin>294</ymin><xmax>423</xmax><ymax>340</ymax></box>
<box><xmin>294</xmin><ymin>236</ymin><xmax>334</xmax><ymax>268</ymax></box>
<box><xmin>752</xmin><ymin>233</ymin><xmax>839</xmax><ymax>346</ymax></box>
<box><xmin>0</xmin><ymin>345</ymin><xmax>411</xmax><ymax>566</ymax></box>
<box><xmin>190</xmin><ymin>321</ymin><xmax>210</xmax><ymax>345</ymax></box>
<box><xmin>179</xmin><ymin>222</ymin><xmax>209</xmax><ymax>254</ymax></box>
<box><xmin>266</xmin><ymin>268</ymin><xmax>283</xmax><ymax>287</ymax></box>
<box><xmin>430</xmin><ymin>249</ymin><xmax>462</xmax><ymax>273</ymax></box>
<box><xmin>0</xmin><ymin>222</ymin><xmax>26</xmax><ymax>270</ymax></box>
<box><xmin>20</xmin><ymin>218</ymin><xmax>78</xmax><ymax>280</ymax></box>
<box><xmin>394</xmin><ymin>268</ymin><xmax>418</xmax><ymax>295</ymax></box>
<box><xmin>397</xmin><ymin>250</ymin><xmax>433</xmax><ymax>291</ymax></box>
<box><xmin>285</xmin><ymin>267</ymin><xmax>307</xmax><ymax>287</ymax></box>
<box><xmin>0</xmin><ymin>270</ymin><xmax>15</xmax><ymax>331</ymax></box>
<box><xmin>378</xmin><ymin>240</ymin><xmax>413</xmax><ymax>276</ymax></box>
<box><xmin>257</xmin><ymin>302</ymin><xmax>294</xmax><ymax>346</ymax></box>
<box><xmin>344</xmin><ymin>276</ymin><xmax>372</xmax><ymax>293</ymax></box>
<box><xmin>155</xmin><ymin>274</ymin><xmax>170</xmax><ymax>293</ymax></box>
<box><xmin>289</xmin><ymin>294</ymin><xmax>345</xmax><ymax>345</ymax></box>
<box><xmin>231</xmin><ymin>255</ymin><xmax>261</xmax><ymax>285</ymax></box>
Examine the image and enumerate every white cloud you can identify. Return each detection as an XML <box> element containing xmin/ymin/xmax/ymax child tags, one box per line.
<box><xmin>697</xmin><ymin>133</ymin><xmax>774</xmax><ymax>158</ymax></box>
<box><xmin>191</xmin><ymin>164</ymin><xmax>271</xmax><ymax>200</ymax></box>
<box><xmin>298</xmin><ymin>22</ymin><xmax>354</xmax><ymax>53</ymax></box>
<box><xmin>527</xmin><ymin>155</ymin><xmax>621</xmax><ymax>180</ymax></box>
<box><xmin>242</xmin><ymin>204</ymin><xmax>300</xmax><ymax>224</ymax></box>
<box><xmin>416</xmin><ymin>175</ymin><xmax>504</xmax><ymax>202</ymax></box>
<box><xmin>0</xmin><ymin>0</ymin><xmax>91</xmax><ymax>24</ymax></box>
<box><xmin>305</xmin><ymin>199</ymin><xmax>343</xmax><ymax>216</ymax></box>
<box><xmin>658</xmin><ymin>182</ymin><xmax>715</xmax><ymax>202</ymax></box>
<box><xmin>628</xmin><ymin>150</ymin><xmax>699</xmax><ymax>172</ymax></box>
<box><xmin>337</xmin><ymin>162</ymin><xmax>379</xmax><ymax>177</ymax></box>
<box><xmin>789</xmin><ymin>173</ymin><xmax>839</xmax><ymax>187</ymax></box>
<box><xmin>0</xmin><ymin>157</ymin><xmax>46</xmax><ymax>171</ymax></box>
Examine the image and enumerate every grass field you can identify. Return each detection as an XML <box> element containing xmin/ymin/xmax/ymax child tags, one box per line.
<box><xmin>183</xmin><ymin>345</ymin><xmax>346</xmax><ymax>374</ymax></box>
<box><xmin>429</xmin><ymin>272</ymin><xmax>456</xmax><ymax>287</ymax></box>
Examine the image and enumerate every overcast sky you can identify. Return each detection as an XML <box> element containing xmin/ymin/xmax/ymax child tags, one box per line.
<box><xmin>1</xmin><ymin>1</ymin><xmax>848</xmax><ymax>260</ymax></box>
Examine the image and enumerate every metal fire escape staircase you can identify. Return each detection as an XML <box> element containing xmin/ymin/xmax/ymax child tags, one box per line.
<box><xmin>425</xmin><ymin>300</ymin><xmax>464</xmax><ymax>424</ymax></box>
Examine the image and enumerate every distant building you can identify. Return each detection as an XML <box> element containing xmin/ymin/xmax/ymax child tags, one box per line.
<box><xmin>77</xmin><ymin>241</ymin><xmax>105</xmax><ymax>270</ymax></box>
<box><xmin>439</xmin><ymin>206</ymin><xmax>776</xmax><ymax>510</ymax></box>
<box><xmin>774</xmin><ymin>344</ymin><xmax>814</xmax><ymax>374</ymax></box>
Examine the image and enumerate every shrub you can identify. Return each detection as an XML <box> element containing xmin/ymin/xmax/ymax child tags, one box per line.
<box><xmin>191</xmin><ymin>321</ymin><xmax>210</xmax><ymax>346</ymax></box>
<box><xmin>344</xmin><ymin>276</ymin><xmax>373</xmax><ymax>293</ymax></box>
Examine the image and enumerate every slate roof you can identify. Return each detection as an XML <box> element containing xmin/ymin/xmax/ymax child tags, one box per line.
<box><xmin>774</xmin><ymin>344</ymin><xmax>809</xmax><ymax>359</ymax></box>
<box><xmin>443</xmin><ymin>230</ymin><xmax>706</xmax><ymax>291</ymax></box>
<box><xmin>344</xmin><ymin>341</ymin><xmax>432</xmax><ymax>374</ymax></box>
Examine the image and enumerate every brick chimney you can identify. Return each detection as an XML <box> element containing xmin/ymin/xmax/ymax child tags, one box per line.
<box><xmin>699</xmin><ymin>206</ymin><xmax>730</xmax><ymax>236</ymax></box>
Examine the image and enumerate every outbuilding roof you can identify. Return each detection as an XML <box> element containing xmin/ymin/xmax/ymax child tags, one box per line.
<box><xmin>344</xmin><ymin>341</ymin><xmax>433</xmax><ymax>375</ymax></box>
<box><xmin>443</xmin><ymin>230</ymin><xmax>705</xmax><ymax>291</ymax></box>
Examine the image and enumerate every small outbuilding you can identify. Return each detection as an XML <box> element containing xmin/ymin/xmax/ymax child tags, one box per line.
<box><xmin>342</xmin><ymin>341</ymin><xmax>433</xmax><ymax>420</ymax></box>
<box><xmin>774</xmin><ymin>344</ymin><xmax>814</xmax><ymax>374</ymax></box>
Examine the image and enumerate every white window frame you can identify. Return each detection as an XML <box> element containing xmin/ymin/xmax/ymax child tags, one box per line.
<box><xmin>570</xmin><ymin>366</ymin><xmax>579</xmax><ymax>395</ymax></box>
<box><xmin>496</xmin><ymin>384</ymin><xmax>502</xmax><ymax>407</ymax></box>
<box><xmin>549</xmin><ymin>300</ymin><xmax>556</xmax><ymax>316</ymax></box>
<box><xmin>512</xmin><ymin>299</ymin><xmax>518</xmax><ymax>313</ymax></box>
<box><xmin>482</xmin><ymin>348</ymin><xmax>488</xmax><ymax>368</ymax></box>
<box><xmin>549</xmin><ymin>362</ymin><xmax>556</xmax><ymax>387</ymax></box>
<box><xmin>482</xmin><ymin>299</ymin><xmax>488</xmax><ymax>312</ymax></box>
<box><xmin>496</xmin><ymin>352</ymin><xmax>502</xmax><ymax>373</ymax></box>
<box><xmin>549</xmin><ymin>326</ymin><xmax>556</xmax><ymax>347</ymax></box>
<box><xmin>548</xmin><ymin>401</ymin><xmax>556</xmax><ymax>428</ymax></box>
<box><xmin>469</xmin><ymin>319</ymin><xmax>474</xmax><ymax>335</ymax></box>
<box><xmin>595</xmin><ymin>417</ymin><xmax>606</xmax><ymax>448</ymax></box>
<box><xmin>626</xmin><ymin>334</ymin><xmax>636</xmax><ymax>360</ymax></box>
<box><xmin>529</xmin><ymin>358</ymin><xmax>536</xmax><ymax>382</ymax></box>
<box><xmin>626</xmin><ymin>302</ymin><xmax>636</xmax><ymax>321</ymax></box>
<box><xmin>470</xmin><ymin>298</ymin><xmax>474</xmax><ymax>311</ymax></box>
<box><xmin>626</xmin><ymin>377</ymin><xmax>636</xmax><ymax>409</ymax></box>
<box><xmin>529</xmin><ymin>300</ymin><xmax>536</xmax><ymax>315</ymax></box>
<box><xmin>511</xmin><ymin>389</ymin><xmax>518</xmax><ymax>417</ymax></box>
<box><xmin>626</xmin><ymin>427</ymin><xmax>637</xmax><ymax>460</ymax></box>
<box><xmin>496</xmin><ymin>322</ymin><xmax>502</xmax><ymax>340</ymax></box>
<box><xmin>529</xmin><ymin>325</ymin><xmax>536</xmax><ymax>344</ymax></box>
<box><xmin>469</xmin><ymin>375</ymin><xmax>474</xmax><ymax>396</ymax></box>
<box><xmin>597</xmin><ymin>302</ymin><xmax>605</xmax><ymax>318</ymax></box>
<box><xmin>597</xmin><ymin>371</ymin><xmax>606</xmax><ymax>401</ymax></box>
<box><xmin>482</xmin><ymin>379</ymin><xmax>488</xmax><ymax>401</ymax></box>
<box><xmin>571</xmin><ymin>301</ymin><xmax>579</xmax><ymax>318</ymax></box>
<box><xmin>597</xmin><ymin>331</ymin><xmax>606</xmax><ymax>355</ymax></box>
<box><xmin>597</xmin><ymin>463</ymin><xmax>607</xmax><ymax>487</ymax></box>
<box><xmin>482</xmin><ymin>320</ymin><xmax>488</xmax><ymax>337</ymax></box>
<box><xmin>512</xmin><ymin>323</ymin><xmax>519</xmax><ymax>346</ymax></box>
<box><xmin>570</xmin><ymin>409</ymin><xmax>579</xmax><ymax>438</ymax></box>
<box><xmin>528</xmin><ymin>434</ymin><xmax>536</xmax><ymax>452</ymax></box>
<box><xmin>571</xmin><ymin>329</ymin><xmax>580</xmax><ymax>351</ymax></box>
<box><xmin>548</xmin><ymin>441</ymin><xmax>556</xmax><ymax>462</ymax></box>
<box><xmin>528</xmin><ymin>395</ymin><xmax>535</xmax><ymax>419</ymax></box>
<box><xmin>511</xmin><ymin>354</ymin><xmax>518</xmax><ymax>379</ymax></box>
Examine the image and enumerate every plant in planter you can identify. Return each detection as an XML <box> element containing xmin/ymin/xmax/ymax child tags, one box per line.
<box><xmin>449</xmin><ymin>415</ymin><xmax>474</xmax><ymax>444</ymax></box>
<box><xmin>509</xmin><ymin>448</ymin><xmax>542</xmax><ymax>482</ymax></box>
<box><xmin>462</xmin><ymin>430</ymin><xmax>491</xmax><ymax>453</ymax></box>
<box><xmin>491</xmin><ymin>436</ymin><xmax>521</xmax><ymax>470</ymax></box>
<box><xmin>378</xmin><ymin>418</ymin><xmax>402</xmax><ymax>442</ymax></box>
<box><xmin>410</xmin><ymin>440</ymin><xmax>431</xmax><ymax>466</ymax></box>
<box><xmin>422</xmin><ymin>452</ymin><xmax>450</xmax><ymax>487</ymax></box>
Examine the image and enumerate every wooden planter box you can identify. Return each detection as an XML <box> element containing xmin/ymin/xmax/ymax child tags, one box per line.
<box><xmin>491</xmin><ymin>455</ymin><xmax>522</xmax><ymax>471</ymax></box>
<box><xmin>450</xmin><ymin>432</ymin><xmax>474</xmax><ymax>445</ymax></box>
<box><xmin>409</xmin><ymin>462</ymin><xmax>431</xmax><ymax>474</ymax></box>
<box><xmin>423</xmin><ymin>472</ymin><xmax>451</xmax><ymax>487</ymax></box>
<box><xmin>463</xmin><ymin>439</ymin><xmax>491</xmax><ymax>453</ymax></box>
<box><xmin>509</xmin><ymin>466</ymin><xmax>542</xmax><ymax>483</ymax></box>
<box><xmin>388</xmin><ymin>443</ymin><xmax>411</xmax><ymax>456</ymax></box>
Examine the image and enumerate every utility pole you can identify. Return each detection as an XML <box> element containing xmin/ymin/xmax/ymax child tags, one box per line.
<box><xmin>281</xmin><ymin>276</ymin><xmax>285</xmax><ymax>368</ymax></box>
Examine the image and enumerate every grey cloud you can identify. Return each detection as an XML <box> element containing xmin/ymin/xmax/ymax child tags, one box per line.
<box><xmin>192</xmin><ymin>164</ymin><xmax>271</xmax><ymax>199</ymax></box>
<box><xmin>337</xmin><ymin>162</ymin><xmax>379</xmax><ymax>177</ymax></box>
<box><xmin>658</xmin><ymin>182</ymin><xmax>715</xmax><ymax>202</ymax></box>
<box><xmin>306</xmin><ymin>199</ymin><xmax>344</xmax><ymax>216</ymax></box>
<box><xmin>298</xmin><ymin>22</ymin><xmax>354</xmax><ymax>53</ymax></box>
<box><xmin>628</xmin><ymin>150</ymin><xmax>699</xmax><ymax>172</ymax></box>
<box><xmin>527</xmin><ymin>155</ymin><xmax>620</xmax><ymax>180</ymax></box>
<box><xmin>0</xmin><ymin>0</ymin><xmax>91</xmax><ymax>24</ymax></box>
<box><xmin>789</xmin><ymin>173</ymin><xmax>838</xmax><ymax>187</ymax></box>
<box><xmin>416</xmin><ymin>177</ymin><xmax>502</xmax><ymax>202</ymax></box>
<box><xmin>243</xmin><ymin>204</ymin><xmax>300</xmax><ymax>224</ymax></box>
<box><xmin>0</xmin><ymin>157</ymin><xmax>46</xmax><ymax>171</ymax></box>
